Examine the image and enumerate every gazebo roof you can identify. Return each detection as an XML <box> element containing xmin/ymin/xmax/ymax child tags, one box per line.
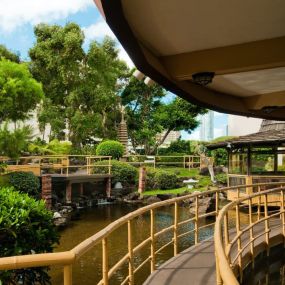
<box><xmin>95</xmin><ymin>0</ymin><xmax>285</xmax><ymax>120</ymax></box>
<box><xmin>208</xmin><ymin>128</ymin><xmax>285</xmax><ymax>149</ymax></box>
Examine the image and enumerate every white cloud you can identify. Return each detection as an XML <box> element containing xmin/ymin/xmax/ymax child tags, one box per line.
<box><xmin>83</xmin><ymin>20</ymin><xmax>134</xmax><ymax>67</ymax></box>
<box><xmin>0</xmin><ymin>0</ymin><xmax>92</xmax><ymax>32</ymax></box>
<box><xmin>83</xmin><ymin>21</ymin><xmax>116</xmax><ymax>40</ymax></box>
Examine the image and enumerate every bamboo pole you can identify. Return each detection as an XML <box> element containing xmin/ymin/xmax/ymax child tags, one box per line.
<box><xmin>236</xmin><ymin>203</ymin><xmax>242</xmax><ymax>281</ymax></box>
<box><xmin>248</xmin><ymin>198</ymin><xmax>255</xmax><ymax>268</ymax></box>
<box><xmin>195</xmin><ymin>196</ymin><xmax>199</xmax><ymax>244</ymax></box>
<box><xmin>281</xmin><ymin>190</ymin><xmax>285</xmax><ymax>247</ymax></box>
<box><xmin>257</xmin><ymin>186</ymin><xmax>261</xmax><ymax>220</ymax></box>
<box><xmin>264</xmin><ymin>194</ymin><xmax>270</xmax><ymax>256</ymax></box>
<box><xmin>64</xmin><ymin>265</ymin><xmax>72</xmax><ymax>285</ymax></box>
<box><xmin>102</xmin><ymin>238</ymin><xmax>109</xmax><ymax>285</ymax></box>
<box><xmin>174</xmin><ymin>202</ymin><xmax>178</xmax><ymax>256</ymax></box>
<box><xmin>215</xmin><ymin>191</ymin><xmax>219</xmax><ymax>216</ymax></box>
<box><xmin>150</xmin><ymin>209</ymin><xmax>156</xmax><ymax>273</ymax></box>
<box><xmin>128</xmin><ymin>220</ymin><xmax>134</xmax><ymax>285</ymax></box>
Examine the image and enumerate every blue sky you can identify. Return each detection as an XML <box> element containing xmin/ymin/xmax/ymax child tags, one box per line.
<box><xmin>0</xmin><ymin>0</ymin><xmax>227</xmax><ymax>140</ymax></box>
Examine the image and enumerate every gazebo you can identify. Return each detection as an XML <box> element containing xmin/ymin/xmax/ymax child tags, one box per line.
<box><xmin>208</xmin><ymin>120</ymin><xmax>285</xmax><ymax>202</ymax></box>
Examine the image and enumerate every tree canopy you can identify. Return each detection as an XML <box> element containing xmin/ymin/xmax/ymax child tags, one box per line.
<box><xmin>0</xmin><ymin>59</ymin><xmax>44</xmax><ymax>123</ymax></box>
<box><xmin>122</xmin><ymin>77</ymin><xmax>207</xmax><ymax>154</ymax></box>
<box><xmin>29</xmin><ymin>23</ymin><xmax>129</xmax><ymax>145</ymax></box>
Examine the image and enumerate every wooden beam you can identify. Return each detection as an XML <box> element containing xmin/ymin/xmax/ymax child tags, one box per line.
<box><xmin>162</xmin><ymin>37</ymin><xmax>285</xmax><ymax>80</ymax></box>
<box><xmin>243</xmin><ymin>90</ymin><xmax>285</xmax><ymax>109</ymax></box>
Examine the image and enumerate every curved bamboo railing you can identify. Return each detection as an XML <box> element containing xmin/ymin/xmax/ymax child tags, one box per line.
<box><xmin>215</xmin><ymin>184</ymin><xmax>285</xmax><ymax>285</ymax></box>
<box><xmin>0</xmin><ymin>182</ymin><xmax>284</xmax><ymax>285</ymax></box>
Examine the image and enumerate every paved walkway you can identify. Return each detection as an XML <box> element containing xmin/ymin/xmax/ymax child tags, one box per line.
<box><xmin>144</xmin><ymin>219</ymin><xmax>282</xmax><ymax>285</ymax></box>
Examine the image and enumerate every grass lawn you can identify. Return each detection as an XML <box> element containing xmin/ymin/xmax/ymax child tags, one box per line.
<box><xmin>142</xmin><ymin>167</ymin><xmax>214</xmax><ymax>196</ymax></box>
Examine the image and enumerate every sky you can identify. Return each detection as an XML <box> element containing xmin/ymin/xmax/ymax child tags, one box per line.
<box><xmin>0</xmin><ymin>0</ymin><xmax>228</xmax><ymax>141</ymax></box>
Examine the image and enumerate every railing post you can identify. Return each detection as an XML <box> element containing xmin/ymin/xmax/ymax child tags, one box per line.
<box><xmin>257</xmin><ymin>186</ymin><xmax>261</xmax><ymax>220</ymax></box>
<box><xmin>264</xmin><ymin>194</ymin><xmax>270</xmax><ymax>256</ymax></box>
<box><xmin>248</xmin><ymin>198</ymin><xmax>255</xmax><ymax>268</ymax></box>
<box><xmin>174</xmin><ymin>202</ymin><xmax>178</xmax><ymax>256</ymax></box>
<box><xmin>236</xmin><ymin>203</ymin><xmax>243</xmax><ymax>281</ymax></box>
<box><xmin>224</xmin><ymin>213</ymin><xmax>230</xmax><ymax>258</ymax></box>
<box><xmin>281</xmin><ymin>189</ymin><xmax>285</xmax><ymax>247</ymax></box>
<box><xmin>150</xmin><ymin>209</ymin><xmax>156</xmax><ymax>272</ymax></box>
<box><xmin>128</xmin><ymin>220</ymin><xmax>134</xmax><ymax>285</ymax></box>
<box><xmin>108</xmin><ymin>157</ymin><xmax>111</xmax><ymax>175</ymax></box>
<box><xmin>215</xmin><ymin>253</ymin><xmax>223</xmax><ymax>285</ymax></box>
<box><xmin>215</xmin><ymin>191</ymin><xmax>219</xmax><ymax>216</ymax></box>
<box><xmin>195</xmin><ymin>196</ymin><xmax>199</xmax><ymax>244</ymax></box>
<box><xmin>102</xmin><ymin>238</ymin><xmax>109</xmax><ymax>285</ymax></box>
<box><xmin>64</xmin><ymin>265</ymin><xmax>72</xmax><ymax>285</ymax></box>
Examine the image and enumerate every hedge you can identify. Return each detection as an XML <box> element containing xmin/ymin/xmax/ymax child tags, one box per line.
<box><xmin>0</xmin><ymin>187</ymin><xmax>59</xmax><ymax>284</ymax></box>
<box><xmin>96</xmin><ymin>140</ymin><xmax>124</xmax><ymax>159</ymax></box>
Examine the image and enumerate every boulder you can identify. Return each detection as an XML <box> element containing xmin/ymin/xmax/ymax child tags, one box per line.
<box><xmin>145</xmin><ymin>196</ymin><xmax>161</xmax><ymax>204</ymax></box>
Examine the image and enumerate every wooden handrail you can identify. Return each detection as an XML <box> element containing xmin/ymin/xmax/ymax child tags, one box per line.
<box><xmin>215</xmin><ymin>185</ymin><xmax>285</xmax><ymax>285</ymax></box>
<box><xmin>0</xmin><ymin>182</ymin><xmax>284</xmax><ymax>285</ymax></box>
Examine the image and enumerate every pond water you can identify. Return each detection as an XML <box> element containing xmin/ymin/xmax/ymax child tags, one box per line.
<box><xmin>50</xmin><ymin>202</ymin><xmax>214</xmax><ymax>285</ymax></box>
<box><xmin>242</xmin><ymin>246</ymin><xmax>285</xmax><ymax>285</ymax></box>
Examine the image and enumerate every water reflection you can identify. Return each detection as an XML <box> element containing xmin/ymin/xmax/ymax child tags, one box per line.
<box><xmin>50</xmin><ymin>203</ymin><xmax>230</xmax><ymax>285</ymax></box>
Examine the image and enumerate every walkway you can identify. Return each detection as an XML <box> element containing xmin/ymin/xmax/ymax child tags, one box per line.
<box><xmin>144</xmin><ymin>219</ymin><xmax>283</xmax><ymax>285</ymax></box>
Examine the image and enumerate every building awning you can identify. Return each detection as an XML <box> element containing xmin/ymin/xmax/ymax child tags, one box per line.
<box><xmin>94</xmin><ymin>0</ymin><xmax>285</xmax><ymax>120</ymax></box>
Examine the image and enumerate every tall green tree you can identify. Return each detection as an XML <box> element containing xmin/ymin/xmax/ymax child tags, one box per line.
<box><xmin>155</xmin><ymin>97</ymin><xmax>207</xmax><ymax>150</ymax></box>
<box><xmin>0</xmin><ymin>44</ymin><xmax>20</xmax><ymax>63</ymax></box>
<box><xmin>29</xmin><ymin>23</ymin><xmax>129</xmax><ymax>145</ymax></box>
<box><xmin>0</xmin><ymin>59</ymin><xmax>44</xmax><ymax>123</ymax></box>
<box><xmin>121</xmin><ymin>77</ymin><xmax>166</xmax><ymax>154</ymax></box>
<box><xmin>122</xmin><ymin>78</ymin><xmax>207</xmax><ymax>154</ymax></box>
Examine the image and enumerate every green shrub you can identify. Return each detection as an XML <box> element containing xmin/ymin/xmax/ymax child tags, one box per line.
<box><xmin>96</xmin><ymin>140</ymin><xmax>124</xmax><ymax>159</ymax></box>
<box><xmin>215</xmin><ymin>173</ymin><xmax>227</xmax><ymax>184</ymax></box>
<box><xmin>94</xmin><ymin>160</ymin><xmax>138</xmax><ymax>187</ymax></box>
<box><xmin>9</xmin><ymin>171</ymin><xmax>40</xmax><ymax>198</ymax></box>
<box><xmin>211</xmin><ymin>148</ymin><xmax>228</xmax><ymax>166</ymax></box>
<box><xmin>0</xmin><ymin>187</ymin><xmax>59</xmax><ymax>284</ymax></box>
<box><xmin>146</xmin><ymin>168</ymin><xmax>178</xmax><ymax>190</ymax></box>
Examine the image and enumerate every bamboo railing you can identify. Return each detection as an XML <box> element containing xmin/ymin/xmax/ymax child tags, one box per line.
<box><xmin>124</xmin><ymin>155</ymin><xmax>202</xmax><ymax>169</ymax></box>
<box><xmin>0</xmin><ymin>182</ymin><xmax>284</xmax><ymax>284</ymax></box>
<box><xmin>0</xmin><ymin>155</ymin><xmax>112</xmax><ymax>176</ymax></box>
<box><xmin>215</xmin><ymin>184</ymin><xmax>285</xmax><ymax>285</ymax></box>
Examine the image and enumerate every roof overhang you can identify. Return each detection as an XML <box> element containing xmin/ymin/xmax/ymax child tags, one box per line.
<box><xmin>95</xmin><ymin>0</ymin><xmax>285</xmax><ymax>120</ymax></box>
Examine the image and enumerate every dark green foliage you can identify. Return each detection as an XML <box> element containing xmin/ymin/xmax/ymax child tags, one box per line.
<box><xmin>94</xmin><ymin>160</ymin><xmax>138</xmax><ymax>187</ymax></box>
<box><xmin>30</xmin><ymin>23</ymin><xmax>129</xmax><ymax>144</ymax></box>
<box><xmin>215</xmin><ymin>173</ymin><xmax>227</xmax><ymax>185</ymax></box>
<box><xmin>0</xmin><ymin>124</ymin><xmax>32</xmax><ymax>159</ymax></box>
<box><xmin>166</xmin><ymin>140</ymin><xmax>190</xmax><ymax>154</ymax></box>
<box><xmin>9</xmin><ymin>171</ymin><xmax>40</xmax><ymax>198</ymax></box>
<box><xmin>146</xmin><ymin>168</ymin><xmax>178</xmax><ymax>190</ymax></box>
<box><xmin>211</xmin><ymin>148</ymin><xmax>228</xmax><ymax>166</ymax></box>
<box><xmin>96</xmin><ymin>140</ymin><xmax>124</xmax><ymax>159</ymax></box>
<box><xmin>0</xmin><ymin>44</ymin><xmax>20</xmax><ymax>63</ymax></box>
<box><xmin>0</xmin><ymin>187</ymin><xmax>59</xmax><ymax>284</ymax></box>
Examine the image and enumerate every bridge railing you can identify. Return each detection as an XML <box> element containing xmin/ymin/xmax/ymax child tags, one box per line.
<box><xmin>0</xmin><ymin>155</ymin><xmax>112</xmax><ymax>176</ymax></box>
<box><xmin>124</xmin><ymin>155</ymin><xmax>202</xmax><ymax>169</ymax></box>
<box><xmin>0</xmin><ymin>182</ymin><xmax>283</xmax><ymax>285</ymax></box>
<box><xmin>215</xmin><ymin>184</ymin><xmax>285</xmax><ymax>285</ymax></box>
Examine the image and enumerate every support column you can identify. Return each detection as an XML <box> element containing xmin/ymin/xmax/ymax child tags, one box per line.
<box><xmin>138</xmin><ymin>167</ymin><xmax>146</xmax><ymax>197</ymax></box>
<box><xmin>106</xmin><ymin>178</ymin><xmax>111</xmax><ymax>198</ymax></box>
<box><xmin>79</xmin><ymin>183</ymin><xmax>84</xmax><ymax>196</ymax></box>
<box><xmin>66</xmin><ymin>181</ymin><xmax>72</xmax><ymax>203</ymax></box>
<box><xmin>41</xmin><ymin>175</ymin><xmax>52</xmax><ymax>209</ymax></box>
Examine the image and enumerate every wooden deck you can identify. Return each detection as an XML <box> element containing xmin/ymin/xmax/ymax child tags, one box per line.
<box><xmin>144</xmin><ymin>219</ymin><xmax>283</xmax><ymax>285</ymax></box>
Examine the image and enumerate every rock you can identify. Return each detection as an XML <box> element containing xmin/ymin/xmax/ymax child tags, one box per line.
<box><xmin>145</xmin><ymin>196</ymin><xmax>161</xmax><ymax>204</ymax></box>
<box><xmin>157</xmin><ymin>194</ymin><xmax>175</xmax><ymax>200</ymax></box>
<box><xmin>189</xmin><ymin>196</ymin><xmax>215</xmax><ymax>215</ymax></box>
<box><xmin>53</xmin><ymin>212</ymin><xmax>62</xmax><ymax>219</ymax></box>
<box><xmin>124</xmin><ymin>192</ymin><xmax>140</xmax><ymax>201</ymax></box>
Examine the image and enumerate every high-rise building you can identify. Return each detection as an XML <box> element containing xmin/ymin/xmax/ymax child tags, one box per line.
<box><xmin>199</xmin><ymin>111</ymin><xmax>214</xmax><ymax>141</ymax></box>
<box><xmin>228</xmin><ymin>115</ymin><xmax>262</xmax><ymax>136</ymax></box>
